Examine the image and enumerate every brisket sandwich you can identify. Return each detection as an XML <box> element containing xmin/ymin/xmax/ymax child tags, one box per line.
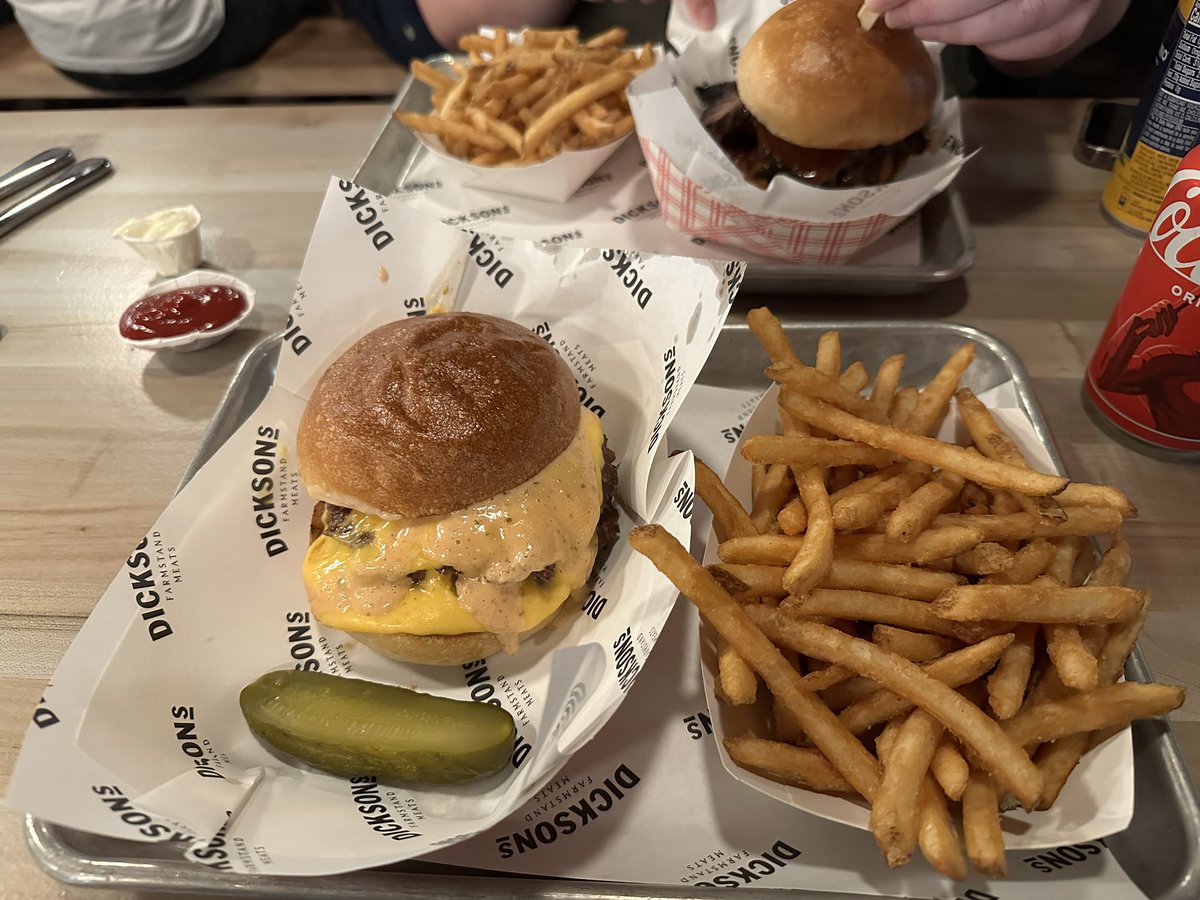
<box><xmin>702</xmin><ymin>0</ymin><xmax>937</xmax><ymax>188</ymax></box>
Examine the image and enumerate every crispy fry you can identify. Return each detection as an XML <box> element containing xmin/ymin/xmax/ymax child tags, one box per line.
<box><xmin>932</xmin><ymin>581</ymin><xmax>1147</xmax><ymax>625</ymax></box>
<box><xmin>1096</xmin><ymin>591</ymin><xmax>1150</xmax><ymax>687</ymax></box>
<box><xmin>629</xmin><ymin>525</ymin><xmax>881</xmax><ymax>800</ymax></box>
<box><xmin>583</xmin><ymin>25</ymin><xmax>629</xmax><ymax>48</ymax></box>
<box><xmin>930</xmin><ymin>736</ymin><xmax>970</xmax><ymax>800</ymax></box>
<box><xmin>410</xmin><ymin>58</ymin><xmax>457</xmax><ymax>92</ymax></box>
<box><xmin>987</xmin><ymin>623</ymin><xmax>1038</xmax><ymax>719</ymax></box>
<box><xmin>524</xmin><ymin>71</ymin><xmax>634</xmax><ymax>152</ymax></box>
<box><xmin>741</xmin><ymin>434</ymin><xmax>894</xmax><ymax>468</ymax></box>
<box><xmin>1034</xmin><ymin>733</ymin><xmax>1093</xmax><ymax>809</ymax></box>
<box><xmin>465</xmin><ymin>108</ymin><xmax>524</xmax><ymax>153</ymax></box>
<box><xmin>816</xmin><ymin>331</ymin><xmax>841</xmax><ymax>376</ymax></box>
<box><xmin>770</xmin><ymin>362</ymin><xmax>891</xmax><ymax>424</ymax></box>
<box><xmin>832</xmin><ymin>471</ymin><xmax>923</xmax><ymax>532</ymax></box>
<box><xmin>783</xmin><ymin>468</ymin><xmax>834</xmax><ymax>596</ymax></box>
<box><xmin>871</xmin><ymin>354</ymin><xmax>905</xmax><ymax>412</ymax></box>
<box><xmin>717</xmin><ymin>637</ymin><xmax>758</xmax><ymax>705</ymax></box>
<box><xmin>962</xmin><ymin>770</ymin><xmax>1006</xmax><ymax>877</ymax></box>
<box><xmin>839</xmin><ymin>361</ymin><xmax>871</xmax><ymax>394</ymax></box>
<box><xmin>746</xmin><ymin>307</ymin><xmax>800</xmax><ymax>364</ymax></box>
<box><xmin>873</xmin><ymin>626</ymin><xmax>958</xmax><ymax>662</ymax></box>
<box><xmin>395</xmin><ymin>111</ymin><xmax>506</xmax><ymax>151</ymax></box>
<box><xmin>695</xmin><ymin>458</ymin><xmax>756</xmax><ymax>541</ymax></box>
<box><xmin>871</xmin><ymin>709</ymin><xmax>943</xmax><ymax>867</ymax></box>
<box><xmin>903</xmin><ymin>343</ymin><xmax>975</xmax><ymax>436</ymax></box>
<box><xmin>932</xmin><ymin>507</ymin><xmax>1123</xmax><ymax>541</ymax></box>
<box><xmin>952</xmin><ymin>542</ymin><xmax>1014</xmax><ymax>576</ymax></box>
<box><xmin>744</xmin><ymin>615</ymin><xmax>1040</xmax><ymax>809</ymax></box>
<box><xmin>916</xmin><ymin>776</ymin><xmax>968</xmax><ymax>880</ymax></box>
<box><xmin>1004</xmin><ymin>682</ymin><xmax>1185</xmax><ymax>746</ymax></box>
<box><xmin>982</xmin><ymin>538</ymin><xmax>1057</xmax><ymax>585</ymax></box>
<box><xmin>1044</xmin><ymin>622</ymin><xmax>1099</xmax><ymax>691</ymax></box>
<box><xmin>834</xmin><ymin>525</ymin><xmax>986</xmax><ymax>565</ymax></box>
<box><xmin>751</xmin><ymin>463</ymin><xmax>793</xmax><ymax>534</ymax></box>
<box><xmin>885</xmin><ymin>469</ymin><xmax>965</xmax><ymax>543</ymax></box>
<box><xmin>789</xmin><ymin>590</ymin><xmax>965</xmax><ymax>638</ymax></box>
<box><xmin>821</xmin><ymin>559</ymin><xmax>964</xmax><ymax>601</ymax></box>
<box><xmin>1055</xmin><ymin>482</ymin><xmax>1137</xmax><ymax>517</ymax></box>
<box><xmin>724</xmin><ymin>736</ymin><xmax>854</xmax><ymax>794</ymax></box>
<box><xmin>783</xmin><ymin>394</ymin><xmax>1069</xmax><ymax>497</ymax></box>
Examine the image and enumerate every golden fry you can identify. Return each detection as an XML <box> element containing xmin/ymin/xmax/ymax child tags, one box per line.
<box><xmin>724</xmin><ymin>736</ymin><xmax>854</xmax><ymax>794</ymax></box>
<box><xmin>932</xmin><ymin>581</ymin><xmax>1146</xmax><ymax>625</ymax></box>
<box><xmin>962</xmin><ymin>770</ymin><xmax>1006</xmax><ymax>878</ymax></box>
<box><xmin>695</xmin><ymin>458</ymin><xmax>756</xmax><ymax>541</ymax></box>
<box><xmin>741</xmin><ymin>434</ymin><xmax>894</xmax><ymax>468</ymax></box>
<box><xmin>783</xmin><ymin>468</ymin><xmax>834</xmax><ymax>596</ymax></box>
<box><xmin>1004</xmin><ymin>682</ymin><xmax>1185</xmax><ymax>746</ymax></box>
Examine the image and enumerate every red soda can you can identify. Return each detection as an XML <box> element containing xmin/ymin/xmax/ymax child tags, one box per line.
<box><xmin>1086</xmin><ymin>144</ymin><xmax>1200</xmax><ymax>454</ymax></box>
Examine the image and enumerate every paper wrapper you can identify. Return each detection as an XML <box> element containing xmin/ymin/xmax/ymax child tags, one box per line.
<box><xmin>5</xmin><ymin>177</ymin><xmax>745</xmax><ymax>876</ymax></box>
<box><xmin>701</xmin><ymin>383</ymin><xmax>1135</xmax><ymax>849</ymax></box>
<box><xmin>626</xmin><ymin>0</ymin><xmax>970</xmax><ymax>262</ymax></box>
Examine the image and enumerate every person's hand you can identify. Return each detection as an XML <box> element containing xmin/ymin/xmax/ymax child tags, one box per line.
<box><xmin>865</xmin><ymin>0</ymin><xmax>1104</xmax><ymax>62</ymax></box>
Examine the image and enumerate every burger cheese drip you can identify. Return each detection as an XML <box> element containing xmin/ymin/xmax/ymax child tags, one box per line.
<box><xmin>303</xmin><ymin>410</ymin><xmax>605</xmax><ymax>652</ymax></box>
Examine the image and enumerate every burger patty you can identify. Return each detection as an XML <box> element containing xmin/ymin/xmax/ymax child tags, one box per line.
<box><xmin>308</xmin><ymin>437</ymin><xmax>621</xmax><ymax>586</ymax></box>
<box><xmin>699</xmin><ymin>82</ymin><xmax>929</xmax><ymax>189</ymax></box>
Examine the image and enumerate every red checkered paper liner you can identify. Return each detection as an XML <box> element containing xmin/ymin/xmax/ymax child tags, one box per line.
<box><xmin>641</xmin><ymin>138</ymin><xmax>903</xmax><ymax>264</ymax></box>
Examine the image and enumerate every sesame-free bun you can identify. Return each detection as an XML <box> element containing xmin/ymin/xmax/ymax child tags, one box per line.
<box><xmin>736</xmin><ymin>0</ymin><xmax>937</xmax><ymax>150</ymax></box>
<box><xmin>297</xmin><ymin>313</ymin><xmax>580</xmax><ymax>519</ymax></box>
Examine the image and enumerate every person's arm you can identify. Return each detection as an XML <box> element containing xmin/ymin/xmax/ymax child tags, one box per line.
<box><xmin>416</xmin><ymin>0</ymin><xmax>575</xmax><ymax>49</ymax></box>
<box><xmin>866</xmin><ymin>0</ymin><xmax>1131</xmax><ymax>74</ymax></box>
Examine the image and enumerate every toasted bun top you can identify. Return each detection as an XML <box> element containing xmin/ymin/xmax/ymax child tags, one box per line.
<box><xmin>297</xmin><ymin>313</ymin><xmax>580</xmax><ymax>519</ymax></box>
<box><xmin>736</xmin><ymin>0</ymin><xmax>937</xmax><ymax>150</ymax></box>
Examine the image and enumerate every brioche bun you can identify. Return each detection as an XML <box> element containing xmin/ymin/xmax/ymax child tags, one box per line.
<box><xmin>736</xmin><ymin>0</ymin><xmax>937</xmax><ymax>151</ymax></box>
<box><xmin>297</xmin><ymin>313</ymin><xmax>580</xmax><ymax>519</ymax></box>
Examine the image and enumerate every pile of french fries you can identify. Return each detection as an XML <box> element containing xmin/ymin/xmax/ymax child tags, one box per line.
<box><xmin>398</xmin><ymin>27</ymin><xmax>652</xmax><ymax>167</ymax></box>
<box><xmin>630</xmin><ymin>308</ymin><xmax>1185</xmax><ymax>881</ymax></box>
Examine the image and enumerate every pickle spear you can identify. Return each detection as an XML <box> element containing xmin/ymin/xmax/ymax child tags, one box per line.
<box><xmin>239</xmin><ymin>670</ymin><xmax>515</xmax><ymax>784</ymax></box>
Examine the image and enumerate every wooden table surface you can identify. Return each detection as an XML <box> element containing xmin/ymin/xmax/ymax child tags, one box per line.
<box><xmin>0</xmin><ymin>99</ymin><xmax>1196</xmax><ymax>899</ymax></box>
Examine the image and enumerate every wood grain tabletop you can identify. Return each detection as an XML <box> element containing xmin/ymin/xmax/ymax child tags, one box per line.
<box><xmin>0</xmin><ymin>98</ymin><xmax>1195</xmax><ymax>899</ymax></box>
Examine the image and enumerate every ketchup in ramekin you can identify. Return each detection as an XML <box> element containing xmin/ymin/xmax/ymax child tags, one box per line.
<box><xmin>119</xmin><ymin>284</ymin><xmax>247</xmax><ymax>341</ymax></box>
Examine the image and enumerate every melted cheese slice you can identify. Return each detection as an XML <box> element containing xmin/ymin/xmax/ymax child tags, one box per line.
<box><xmin>303</xmin><ymin>409</ymin><xmax>605</xmax><ymax>636</ymax></box>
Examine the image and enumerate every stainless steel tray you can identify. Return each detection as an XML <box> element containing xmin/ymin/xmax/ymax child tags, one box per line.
<box><xmin>353</xmin><ymin>70</ymin><xmax>975</xmax><ymax>296</ymax></box>
<box><xmin>26</xmin><ymin>321</ymin><xmax>1199</xmax><ymax>898</ymax></box>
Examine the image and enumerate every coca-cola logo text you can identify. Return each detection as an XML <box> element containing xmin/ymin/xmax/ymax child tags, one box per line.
<box><xmin>1147</xmin><ymin>173</ymin><xmax>1200</xmax><ymax>279</ymax></box>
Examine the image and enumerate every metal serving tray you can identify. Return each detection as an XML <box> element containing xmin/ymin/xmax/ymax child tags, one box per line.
<box><xmin>353</xmin><ymin>71</ymin><xmax>975</xmax><ymax>296</ymax></box>
<box><xmin>26</xmin><ymin>322</ymin><xmax>1199</xmax><ymax>898</ymax></box>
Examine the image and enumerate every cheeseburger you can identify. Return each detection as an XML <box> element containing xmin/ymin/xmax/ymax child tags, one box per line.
<box><xmin>297</xmin><ymin>314</ymin><xmax>618</xmax><ymax>666</ymax></box>
<box><xmin>702</xmin><ymin>0</ymin><xmax>937</xmax><ymax>188</ymax></box>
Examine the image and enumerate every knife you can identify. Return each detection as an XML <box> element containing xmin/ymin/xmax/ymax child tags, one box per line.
<box><xmin>0</xmin><ymin>147</ymin><xmax>76</xmax><ymax>202</ymax></box>
<box><xmin>0</xmin><ymin>157</ymin><xmax>113</xmax><ymax>240</ymax></box>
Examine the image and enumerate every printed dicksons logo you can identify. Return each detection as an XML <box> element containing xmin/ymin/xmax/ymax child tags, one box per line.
<box><xmin>722</xmin><ymin>261</ymin><xmax>746</xmax><ymax>306</ymax></box>
<box><xmin>534</xmin><ymin>322</ymin><xmax>606</xmax><ymax>418</ymax></box>
<box><xmin>646</xmin><ymin>344</ymin><xmax>679</xmax><ymax>454</ymax></box>
<box><xmin>682</xmin><ymin>710</ymin><xmax>713</xmax><ymax>740</ymax></box>
<box><xmin>1148</xmin><ymin>172</ymin><xmax>1200</xmax><ymax>280</ymax></box>
<box><xmin>348</xmin><ymin>776</ymin><xmax>423</xmax><ymax>841</ymax></box>
<box><xmin>1020</xmin><ymin>840</ymin><xmax>1108</xmax><ymax>874</ymax></box>
<box><xmin>692</xmin><ymin>840</ymin><xmax>801</xmax><ymax>887</ymax></box>
<box><xmin>465</xmin><ymin>232</ymin><xmax>515</xmax><ymax>288</ymax></box>
<box><xmin>462</xmin><ymin>659</ymin><xmax>535</xmax><ymax>757</ymax></box>
<box><xmin>250</xmin><ymin>425</ymin><xmax>290</xmax><ymax>559</ymax></box>
<box><xmin>612</xmin><ymin>627</ymin><xmax>641</xmax><ymax>692</ymax></box>
<box><xmin>441</xmin><ymin>205</ymin><xmax>512</xmax><ymax>229</ymax></box>
<box><xmin>170</xmin><ymin>705</ymin><xmax>227</xmax><ymax>780</ymax></box>
<box><xmin>337</xmin><ymin>180</ymin><xmax>394</xmax><ymax>251</ymax></box>
<box><xmin>186</xmin><ymin>811</ymin><xmax>236</xmax><ymax>870</ymax></box>
<box><xmin>610</xmin><ymin>200</ymin><xmax>658</xmax><ymax>226</ymax></box>
<box><xmin>125</xmin><ymin>532</ymin><xmax>178</xmax><ymax>642</ymax></box>
<box><xmin>282</xmin><ymin>309</ymin><xmax>312</xmax><ymax>357</ymax></box>
<box><xmin>539</xmin><ymin>229</ymin><xmax>583</xmax><ymax>246</ymax></box>
<box><xmin>601</xmin><ymin>248</ymin><xmax>654</xmax><ymax>308</ymax></box>
<box><xmin>494</xmin><ymin>763</ymin><xmax>640</xmax><ymax>857</ymax></box>
<box><xmin>399</xmin><ymin>178</ymin><xmax>443</xmax><ymax>193</ymax></box>
<box><xmin>92</xmin><ymin>785</ymin><xmax>196</xmax><ymax>844</ymax></box>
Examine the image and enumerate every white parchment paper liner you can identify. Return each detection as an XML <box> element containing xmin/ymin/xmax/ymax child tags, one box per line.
<box><xmin>700</xmin><ymin>384</ymin><xmax>1135</xmax><ymax>849</ymax></box>
<box><xmin>5</xmin><ymin>177</ymin><xmax>744</xmax><ymax>876</ymax></box>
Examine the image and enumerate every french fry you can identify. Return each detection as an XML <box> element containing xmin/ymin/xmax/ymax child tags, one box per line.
<box><xmin>839</xmin><ymin>362</ymin><xmax>870</xmax><ymax>393</ymax></box>
<box><xmin>410</xmin><ymin>58</ymin><xmax>457</xmax><ymax>92</ymax></box>
<box><xmin>871</xmin><ymin>354</ymin><xmax>905</xmax><ymax>412</ymax></box>
<box><xmin>695</xmin><ymin>458</ymin><xmax>756</xmax><ymax>541</ymax></box>
<box><xmin>1034</xmin><ymin>733</ymin><xmax>1093</xmax><ymax>809</ymax></box>
<box><xmin>1004</xmin><ymin>682</ymin><xmax>1185</xmax><ymax>746</ymax></box>
<box><xmin>962</xmin><ymin>770</ymin><xmax>1006</xmax><ymax>877</ymax></box>
<box><xmin>584</xmin><ymin>25</ymin><xmax>629</xmax><ymax>48</ymax></box>
<box><xmin>751</xmin><ymin>463</ymin><xmax>793</xmax><ymax>534</ymax></box>
<box><xmin>820</xmin><ymin>559</ymin><xmax>964</xmax><ymax>601</ymax></box>
<box><xmin>952</xmin><ymin>542</ymin><xmax>1014</xmax><ymax>576</ymax></box>
<box><xmin>1043</xmin><ymin>622</ymin><xmax>1099</xmax><ymax>691</ymax></box>
<box><xmin>886</xmin><ymin>469</ymin><xmax>965</xmax><ymax>543</ymax></box>
<box><xmin>628</xmin><ymin>525</ymin><xmax>882</xmax><ymax>800</ymax></box>
<box><xmin>782</xmin><ymin>393</ymin><xmax>1068</xmax><ymax>497</ymax></box>
<box><xmin>834</xmin><ymin>525</ymin><xmax>986</xmax><ymax>565</ymax></box>
<box><xmin>873</xmin><ymin>625</ymin><xmax>958</xmax><ymax>662</ymax></box>
<box><xmin>724</xmin><ymin>736</ymin><xmax>854</xmax><ymax>794</ymax></box>
<box><xmin>395</xmin><ymin>111</ymin><xmax>506</xmax><ymax>151</ymax></box>
<box><xmin>982</xmin><ymin>538</ymin><xmax>1056</xmax><ymax>585</ymax></box>
<box><xmin>832</xmin><ymin>471</ymin><xmax>923</xmax><ymax>532</ymax></box>
<box><xmin>816</xmin><ymin>331</ymin><xmax>841</xmax><ymax>376</ymax></box>
<box><xmin>717</xmin><ymin>637</ymin><xmax>758</xmax><ymax>705</ymax></box>
<box><xmin>783</xmin><ymin>468</ymin><xmax>834</xmax><ymax>596</ymax></box>
<box><xmin>744</xmin><ymin>616</ymin><xmax>1041</xmax><ymax>809</ymax></box>
<box><xmin>524</xmin><ymin>71</ymin><xmax>635</xmax><ymax>153</ymax></box>
<box><xmin>770</xmin><ymin>362</ymin><xmax>891</xmax><ymax>424</ymax></box>
<box><xmin>741</xmin><ymin>435</ymin><xmax>894</xmax><ymax>468</ymax></box>
<box><xmin>987</xmin><ymin>623</ymin><xmax>1038</xmax><ymax>719</ymax></box>
<box><xmin>789</xmin><ymin>590</ymin><xmax>966</xmax><ymax>639</ymax></box>
<box><xmin>930</xmin><ymin>736</ymin><xmax>970</xmax><ymax>801</ymax></box>
<box><xmin>746</xmin><ymin>307</ymin><xmax>800</xmax><ymax>364</ymax></box>
<box><xmin>916</xmin><ymin>776</ymin><xmax>968</xmax><ymax>880</ymax></box>
<box><xmin>903</xmin><ymin>343</ymin><xmax>975</xmax><ymax>436</ymax></box>
<box><xmin>871</xmin><ymin>709</ymin><xmax>943</xmax><ymax>867</ymax></box>
<box><xmin>1055</xmin><ymin>482</ymin><xmax>1137</xmax><ymax>517</ymax></box>
<box><xmin>932</xmin><ymin>507</ymin><xmax>1123</xmax><ymax>541</ymax></box>
<box><xmin>932</xmin><ymin>581</ymin><xmax>1147</xmax><ymax>625</ymax></box>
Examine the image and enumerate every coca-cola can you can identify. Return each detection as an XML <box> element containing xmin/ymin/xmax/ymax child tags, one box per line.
<box><xmin>1086</xmin><ymin>144</ymin><xmax>1200</xmax><ymax>455</ymax></box>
